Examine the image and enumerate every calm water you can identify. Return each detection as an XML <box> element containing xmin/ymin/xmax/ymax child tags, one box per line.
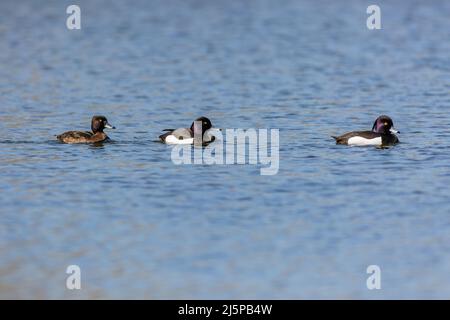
<box><xmin>1</xmin><ymin>0</ymin><xmax>450</xmax><ymax>299</ymax></box>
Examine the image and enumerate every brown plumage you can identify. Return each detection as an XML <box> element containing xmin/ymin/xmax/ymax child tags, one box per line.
<box><xmin>57</xmin><ymin>116</ymin><xmax>115</xmax><ymax>144</ymax></box>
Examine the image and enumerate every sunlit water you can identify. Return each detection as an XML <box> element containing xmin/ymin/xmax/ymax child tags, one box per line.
<box><xmin>1</xmin><ymin>0</ymin><xmax>450</xmax><ymax>299</ymax></box>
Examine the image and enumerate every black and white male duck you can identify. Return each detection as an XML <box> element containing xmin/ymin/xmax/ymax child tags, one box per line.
<box><xmin>159</xmin><ymin>116</ymin><xmax>219</xmax><ymax>145</ymax></box>
<box><xmin>332</xmin><ymin>115</ymin><xmax>400</xmax><ymax>146</ymax></box>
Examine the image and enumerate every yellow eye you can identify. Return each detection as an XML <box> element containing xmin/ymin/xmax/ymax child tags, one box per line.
<box><xmin>384</xmin><ymin>122</ymin><xmax>388</xmax><ymax>125</ymax></box>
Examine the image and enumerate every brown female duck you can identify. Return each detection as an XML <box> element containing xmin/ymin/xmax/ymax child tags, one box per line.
<box><xmin>57</xmin><ymin>116</ymin><xmax>115</xmax><ymax>144</ymax></box>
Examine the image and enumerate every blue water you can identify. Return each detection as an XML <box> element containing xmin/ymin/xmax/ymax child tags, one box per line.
<box><xmin>1</xmin><ymin>0</ymin><xmax>450</xmax><ymax>299</ymax></box>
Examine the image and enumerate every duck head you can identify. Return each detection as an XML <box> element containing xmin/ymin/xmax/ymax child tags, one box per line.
<box><xmin>190</xmin><ymin>116</ymin><xmax>213</xmax><ymax>136</ymax></box>
<box><xmin>372</xmin><ymin>115</ymin><xmax>399</xmax><ymax>134</ymax></box>
<box><xmin>91</xmin><ymin>116</ymin><xmax>115</xmax><ymax>133</ymax></box>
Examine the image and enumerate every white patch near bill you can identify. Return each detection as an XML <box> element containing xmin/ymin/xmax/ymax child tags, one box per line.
<box><xmin>165</xmin><ymin>135</ymin><xmax>194</xmax><ymax>145</ymax></box>
<box><xmin>347</xmin><ymin>136</ymin><xmax>382</xmax><ymax>146</ymax></box>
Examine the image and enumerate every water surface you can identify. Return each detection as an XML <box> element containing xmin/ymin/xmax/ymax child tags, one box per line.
<box><xmin>1</xmin><ymin>0</ymin><xmax>450</xmax><ymax>298</ymax></box>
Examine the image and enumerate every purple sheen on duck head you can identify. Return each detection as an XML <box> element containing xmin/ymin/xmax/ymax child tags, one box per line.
<box><xmin>372</xmin><ymin>115</ymin><xmax>394</xmax><ymax>134</ymax></box>
<box><xmin>372</xmin><ymin>119</ymin><xmax>385</xmax><ymax>133</ymax></box>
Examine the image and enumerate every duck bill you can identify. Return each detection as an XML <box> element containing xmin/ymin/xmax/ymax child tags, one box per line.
<box><xmin>390</xmin><ymin>127</ymin><xmax>399</xmax><ymax>134</ymax></box>
<box><xmin>105</xmin><ymin>123</ymin><xmax>116</xmax><ymax>129</ymax></box>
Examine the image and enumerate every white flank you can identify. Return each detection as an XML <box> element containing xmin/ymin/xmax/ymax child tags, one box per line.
<box><xmin>347</xmin><ymin>136</ymin><xmax>382</xmax><ymax>146</ymax></box>
<box><xmin>165</xmin><ymin>135</ymin><xmax>194</xmax><ymax>145</ymax></box>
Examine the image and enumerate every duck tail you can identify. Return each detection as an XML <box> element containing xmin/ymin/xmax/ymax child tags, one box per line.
<box><xmin>159</xmin><ymin>131</ymin><xmax>171</xmax><ymax>143</ymax></box>
<box><xmin>331</xmin><ymin>135</ymin><xmax>344</xmax><ymax>144</ymax></box>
